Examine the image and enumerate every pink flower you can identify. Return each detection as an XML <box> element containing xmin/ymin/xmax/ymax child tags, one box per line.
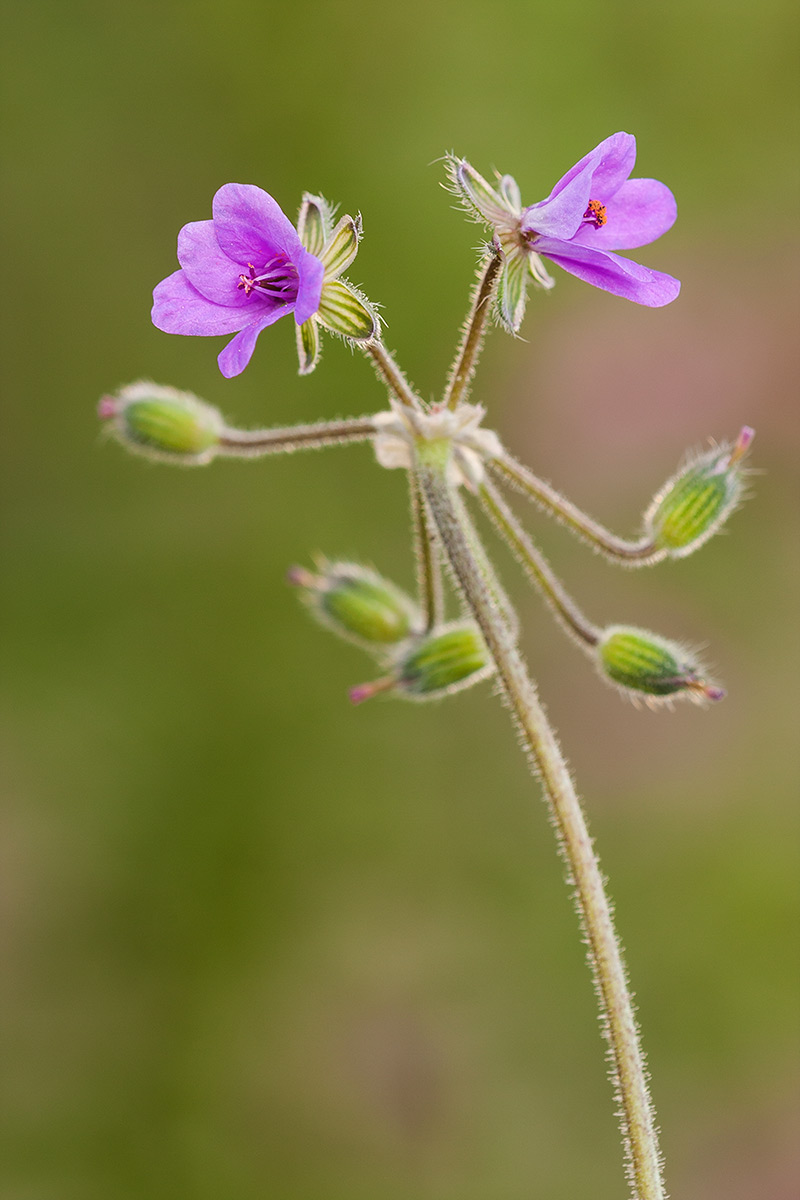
<box><xmin>152</xmin><ymin>184</ymin><xmax>325</xmax><ymax>378</ymax></box>
<box><xmin>449</xmin><ymin>133</ymin><xmax>680</xmax><ymax>331</ymax></box>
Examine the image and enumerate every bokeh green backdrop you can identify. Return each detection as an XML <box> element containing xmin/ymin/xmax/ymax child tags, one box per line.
<box><xmin>2</xmin><ymin>1</ymin><xmax>798</xmax><ymax>1197</ymax></box>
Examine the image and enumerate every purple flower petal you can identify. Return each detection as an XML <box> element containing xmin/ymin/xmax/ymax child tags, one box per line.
<box><xmin>521</xmin><ymin>133</ymin><xmax>637</xmax><ymax>241</ymax></box>
<box><xmin>521</xmin><ymin>157</ymin><xmax>596</xmax><ymax>240</ymax></box>
<box><xmin>217</xmin><ymin>304</ymin><xmax>293</xmax><ymax>378</ymax></box>
<box><xmin>152</xmin><ymin>271</ymin><xmax>255</xmax><ymax>336</ymax></box>
<box><xmin>294</xmin><ymin>250</ymin><xmax>325</xmax><ymax>325</ymax></box>
<box><xmin>177</xmin><ymin>220</ymin><xmax>250</xmax><ymax>307</ymax></box>
<box><xmin>534</xmin><ymin>238</ymin><xmax>680</xmax><ymax>307</ymax></box>
<box><xmin>570</xmin><ymin>179</ymin><xmax>677</xmax><ymax>251</ymax></box>
<box><xmin>553</xmin><ymin>132</ymin><xmax>637</xmax><ymax>202</ymax></box>
<box><xmin>212</xmin><ymin>184</ymin><xmax>303</xmax><ymax>266</ymax></box>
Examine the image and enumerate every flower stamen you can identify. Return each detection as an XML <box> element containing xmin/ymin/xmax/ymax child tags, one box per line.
<box><xmin>583</xmin><ymin>199</ymin><xmax>607</xmax><ymax>229</ymax></box>
<box><xmin>237</xmin><ymin>256</ymin><xmax>299</xmax><ymax>300</ymax></box>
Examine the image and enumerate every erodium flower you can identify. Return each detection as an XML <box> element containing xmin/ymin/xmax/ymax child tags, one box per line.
<box><xmin>449</xmin><ymin>132</ymin><xmax>680</xmax><ymax>332</ymax></box>
<box><xmin>105</xmin><ymin>145</ymin><xmax>755</xmax><ymax>1200</ymax></box>
<box><xmin>152</xmin><ymin>185</ymin><xmax>377</xmax><ymax>378</ymax></box>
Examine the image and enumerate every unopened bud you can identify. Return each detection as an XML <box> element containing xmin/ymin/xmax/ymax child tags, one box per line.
<box><xmin>98</xmin><ymin>382</ymin><xmax>224</xmax><ymax>464</ymax></box>
<box><xmin>396</xmin><ymin>622</ymin><xmax>494</xmax><ymax>700</ymax></box>
<box><xmin>597</xmin><ymin>625</ymin><xmax>724</xmax><ymax>703</ymax></box>
<box><xmin>645</xmin><ymin>427</ymin><xmax>754</xmax><ymax>558</ymax></box>
<box><xmin>289</xmin><ymin>562</ymin><xmax>418</xmax><ymax>647</ymax></box>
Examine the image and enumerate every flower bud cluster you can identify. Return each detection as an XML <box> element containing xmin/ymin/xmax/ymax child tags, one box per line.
<box><xmin>645</xmin><ymin>427</ymin><xmax>754</xmax><ymax>558</ymax></box>
<box><xmin>289</xmin><ymin>561</ymin><xmax>493</xmax><ymax>703</ymax></box>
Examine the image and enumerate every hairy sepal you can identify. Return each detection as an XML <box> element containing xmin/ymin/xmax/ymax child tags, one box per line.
<box><xmin>317</xmin><ymin>279</ymin><xmax>378</xmax><ymax>342</ymax></box>
<box><xmin>496</xmin><ymin>245</ymin><xmax>529</xmax><ymax>334</ymax></box>
<box><xmin>297</xmin><ymin>192</ymin><xmax>333</xmax><ymax>257</ymax></box>
<box><xmin>295</xmin><ymin>317</ymin><xmax>321</xmax><ymax>375</ymax></box>
<box><xmin>320</xmin><ymin>214</ymin><xmax>362</xmax><ymax>280</ymax></box>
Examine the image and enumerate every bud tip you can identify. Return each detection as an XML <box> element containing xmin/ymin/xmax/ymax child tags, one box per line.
<box><xmin>287</xmin><ymin>565</ymin><xmax>317</xmax><ymax>588</ymax></box>
<box><xmin>729</xmin><ymin>425</ymin><xmax>755</xmax><ymax>464</ymax></box>
<box><xmin>97</xmin><ymin>396</ymin><xmax>118</xmax><ymax>420</ymax></box>
<box><xmin>349</xmin><ymin>677</ymin><xmax>394</xmax><ymax>705</ymax></box>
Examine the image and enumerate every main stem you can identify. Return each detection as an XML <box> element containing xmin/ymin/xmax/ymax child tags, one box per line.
<box><xmin>417</xmin><ymin>449</ymin><xmax>666</xmax><ymax>1200</ymax></box>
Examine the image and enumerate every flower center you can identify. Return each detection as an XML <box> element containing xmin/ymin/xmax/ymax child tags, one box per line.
<box><xmin>237</xmin><ymin>255</ymin><xmax>299</xmax><ymax>302</ymax></box>
<box><xmin>583</xmin><ymin>199</ymin><xmax>607</xmax><ymax>229</ymax></box>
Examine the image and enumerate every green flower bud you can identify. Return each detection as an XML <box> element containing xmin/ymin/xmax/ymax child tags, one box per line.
<box><xmin>397</xmin><ymin>622</ymin><xmax>493</xmax><ymax>700</ymax></box>
<box><xmin>645</xmin><ymin>427</ymin><xmax>754</xmax><ymax>558</ymax></box>
<box><xmin>349</xmin><ymin>623</ymin><xmax>494</xmax><ymax>705</ymax></box>
<box><xmin>98</xmin><ymin>382</ymin><xmax>224</xmax><ymax>464</ymax></box>
<box><xmin>289</xmin><ymin>562</ymin><xmax>418</xmax><ymax>648</ymax></box>
<box><xmin>597</xmin><ymin>625</ymin><xmax>724</xmax><ymax>703</ymax></box>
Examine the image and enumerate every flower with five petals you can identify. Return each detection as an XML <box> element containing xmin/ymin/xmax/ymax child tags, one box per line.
<box><xmin>152</xmin><ymin>184</ymin><xmax>377</xmax><ymax>378</ymax></box>
<box><xmin>448</xmin><ymin>133</ymin><xmax>679</xmax><ymax>332</ymax></box>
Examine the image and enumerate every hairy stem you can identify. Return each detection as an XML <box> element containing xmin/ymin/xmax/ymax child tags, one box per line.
<box><xmin>452</xmin><ymin>487</ymin><xmax>519</xmax><ymax>644</ymax></box>
<box><xmin>409</xmin><ymin>473</ymin><xmax>444</xmax><ymax>632</ymax></box>
<box><xmin>218</xmin><ymin>417</ymin><xmax>377</xmax><ymax>457</ymax></box>
<box><xmin>478</xmin><ymin>478</ymin><xmax>599</xmax><ymax>649</ymax></box>
<box><xmin>492</xmin><ymin>453</ymin><xmax>662</xmax><ymax>566</ymax></box>
<box><xmin>444</xmin><ymin>249</ymin><xmax>502</xmax><ymax>411</ymax></box>
<box><xmin>362</xmin><ymin>341</ymin><xmax>424</xmax><ymax>411</ymax></box>
<box><xmin>416</xmin><ymin>448</ymin><xmax>665</xmax><ymax>1200</ymax></box>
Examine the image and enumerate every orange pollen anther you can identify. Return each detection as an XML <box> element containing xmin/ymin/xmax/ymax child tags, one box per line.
<box><xmin>237</xmin><ymin>263</ymin><xmax>258</xmax><ymax>295</ymax></box>
<box><xmin>583</xmin><ymin>199</ymin><xmax>607</xmax><ymax>229</ymax></box>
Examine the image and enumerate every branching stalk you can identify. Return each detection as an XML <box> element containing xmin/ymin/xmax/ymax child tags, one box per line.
<box><xmin>361</xmin><ymin>340</ymin><xmax>424</xmax><ymax>411</ymax></box>
<box><xmin>444</xmin><ymin>249</ymin><xmax>503</xmax><ymax>411</ymax></box>
<box><xmin>218</xmin><ymin>417</ymin><xmax>377</xmax><ymax>457</ymax></box>
<box><xmin>492</xmin><ymin>453</ymin><xmax>663</xmax><ymax>565</ymax></box>
<box><xmin>416</xmin><ymin>446</ymin><xmax>666</xmax><ymax>1200</ymax></box>
<box><xmin>478</xmin><ymin>478</ymin><xmax>599</xmax><ymax>649</ymax></box>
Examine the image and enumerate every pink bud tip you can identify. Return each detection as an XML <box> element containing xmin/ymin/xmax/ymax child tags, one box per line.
<box><xmin>286</xmin><ymin>566</ymin><xmax>316</xmax><ymax>588</ymax></box>
<box><xmin>729</xmin><ymin>426</ymin><xmax>755</xmax><ymax>465</ymax></box>
<box><xmin>349</xmin><ymin>677</ymin><xmax>394</xmax><ymax>705</ymax></box>
<box><xmin>704</xmin><ymin>685</ymin><xmax>726</xmax><ymax>702</ymax></box>
<box><xmin>97</xmin><ymin>396</ymin><xmax>118</xmax><ymax>420</ymax></box>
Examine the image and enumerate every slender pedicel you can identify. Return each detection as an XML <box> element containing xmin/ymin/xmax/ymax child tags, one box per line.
<box><xmin>217</xmin><ymin>417</ymin><xmax>378</xmax><ymax>457</ymax></box>
<box><xmin>478</xmin><ymin>478</ymin><xmax>600</xmax><ymax>648</ymax></box>
<box><xmin>361</xmin><ymin>340</ymin><xmax>424</xmax><ymax>412</ymax></box>
<box><xmin>417</xmin><ymin>451</ymin><xmax>665</xmax><ymax>1200</ymax></box>
<box><xmin>491</xmin><ymin>454</ymin><xmax>662</xmax><ymax>565</ymax></box>
<box><xmin>444</xmin><ymin>247</ymin><xmax>503</xmax><ymax>411</ymax></box>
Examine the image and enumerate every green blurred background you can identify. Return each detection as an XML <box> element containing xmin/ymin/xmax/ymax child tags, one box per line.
<box><xmin>2</xmin><ymin>1</ymin><xmax>799</xmax><ymax>1196</ymax></box>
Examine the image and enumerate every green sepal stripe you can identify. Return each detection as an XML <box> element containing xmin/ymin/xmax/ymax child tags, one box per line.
<box><xmin>320</xmin><ymin>214</ymin><xmax>361</xmax><ymax>280</ymax></box>
<box><xmin>317</xmin><ymin>280</ymin><xmax>377</xmax><ymax>341</ymax></box>
<box><xmin>320</xmin><ymin>576</ymin><xmax>412</xmax><ymax>644</ymax></box>
<box><xmin>656</xmin><ymin>472</ymin><xmax>731</xmax><ymax>550</ymax></box>
<box><xmin>125</xmin><ymin>400</ymin><xmax>218</xmax><ymax>455</ymax></box>
<box><xmin>401</xmin><ymin>626</ymin><xmax>488</xmax><ymax>695</ymax></box>
<box><xmin>453</xmin><ymin>158</ymin><xmax>513</xmax><ymax>226</ymax></box>
<box><xmin>297</xmin><ymin>193</ymin><xmax>332</xmax><ymax>257</ymax></box>
<box><xmin>496</xmin><ymin>245</ymin><xmax>528</xmax><ymax>334</ymax></box>
<box><xmin>599</xmin><ymin>629</ymin><xmax>690</xmax><ymax>696</ymax></box>
<box><xmin>295</xmin><ymin>317</ymin><xmax>321</xmax><ymax>375</ymax></box>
